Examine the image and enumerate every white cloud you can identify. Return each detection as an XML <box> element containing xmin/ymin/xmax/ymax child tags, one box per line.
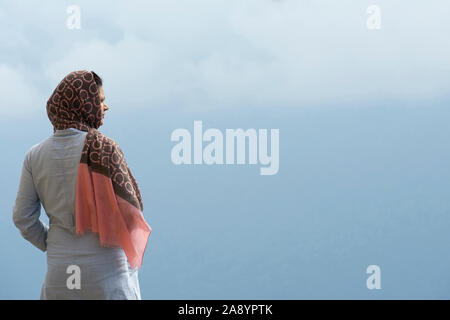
<box><xmin>2</xmin><ymin>0</ymin><xmax>450</xmax><ymax>118</ymax></box>
<box><xmin>0</xmin><ymin>65</ymin><xmax>42</xmax><ymax>118</ymax></box>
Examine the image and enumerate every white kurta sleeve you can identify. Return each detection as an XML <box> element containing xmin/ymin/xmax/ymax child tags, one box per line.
<box><xmin>12</xmin><ymin>150</ymin><xmax>48</xmax><ymax>252</ymax></box>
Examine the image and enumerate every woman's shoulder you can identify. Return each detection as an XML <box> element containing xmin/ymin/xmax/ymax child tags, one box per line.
<box><xmin>26</xmin><ymin>136</ymin><xmax>52</xmax><ymax>158</ymax></box>
<box><xmin>86</xmin><ymin>128</ymin><xmax>123</xmax><ymax>152</ymax></box>
<box><xmin>22</xmin><ymin>135</ymin><xmax>57</xmax><ymax>168</ymax></box>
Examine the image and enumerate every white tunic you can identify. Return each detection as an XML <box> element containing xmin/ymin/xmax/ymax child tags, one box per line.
<box><xmin>13</xmin><ymin>128</ymin><xmax>141</xmax><ymax>299</ymax></box>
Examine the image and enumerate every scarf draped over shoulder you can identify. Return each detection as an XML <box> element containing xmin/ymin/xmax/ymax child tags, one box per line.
<box><xmin>46</xmin><ymin>70</ymin><xmax>151</xmax><ymax>268</ymax></box>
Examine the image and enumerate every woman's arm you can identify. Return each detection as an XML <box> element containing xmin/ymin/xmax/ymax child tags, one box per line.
<box><xmin>12</xmin><ymin>150</ymin><xmax>48</xmax><ymax>252</ymax></box>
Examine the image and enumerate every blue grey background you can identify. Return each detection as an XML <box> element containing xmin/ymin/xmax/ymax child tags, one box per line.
<box><xmin>1</xmin><ymin>0</ymin><xmax>450</xmax><ymax>299</ymax></box>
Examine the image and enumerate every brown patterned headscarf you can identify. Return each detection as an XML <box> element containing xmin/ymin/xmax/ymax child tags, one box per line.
<box><xmin>47</xmin><ymin>70</ymin><xmax>103</xmax><ymax>132</ymax></box>
<box><xmin>46</xmin><ymin>70</ymin><xmax>151</xmax><ymax>268</ymax></box>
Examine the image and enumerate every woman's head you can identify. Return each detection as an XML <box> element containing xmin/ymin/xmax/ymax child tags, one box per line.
<box><xmin>47</xmin><ymin>70</ymin><xmax>108</xmax><ymax>132</ymax></box>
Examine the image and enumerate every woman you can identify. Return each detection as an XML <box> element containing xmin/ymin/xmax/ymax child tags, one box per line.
<box><xmin>12</xmin><ymin>70</ymin><xmax>152</xmax><ymax>299</ymax></box>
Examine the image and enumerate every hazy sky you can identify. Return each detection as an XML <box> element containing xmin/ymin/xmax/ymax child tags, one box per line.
<box><xmin>1</xmin><ymin>0</ymin><xmax>449</xmax><ymax>117</ymax></box>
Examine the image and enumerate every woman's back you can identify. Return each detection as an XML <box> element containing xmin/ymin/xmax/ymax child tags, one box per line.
<box><xmin>31</xmin><ymin>128</ymin><xmax>86</xmax><ymax>234</ymax></box>
<box><xmin>14</xmin><ymin>127</ymin><xmax>141</xmax><ymax>299</ymax></box>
